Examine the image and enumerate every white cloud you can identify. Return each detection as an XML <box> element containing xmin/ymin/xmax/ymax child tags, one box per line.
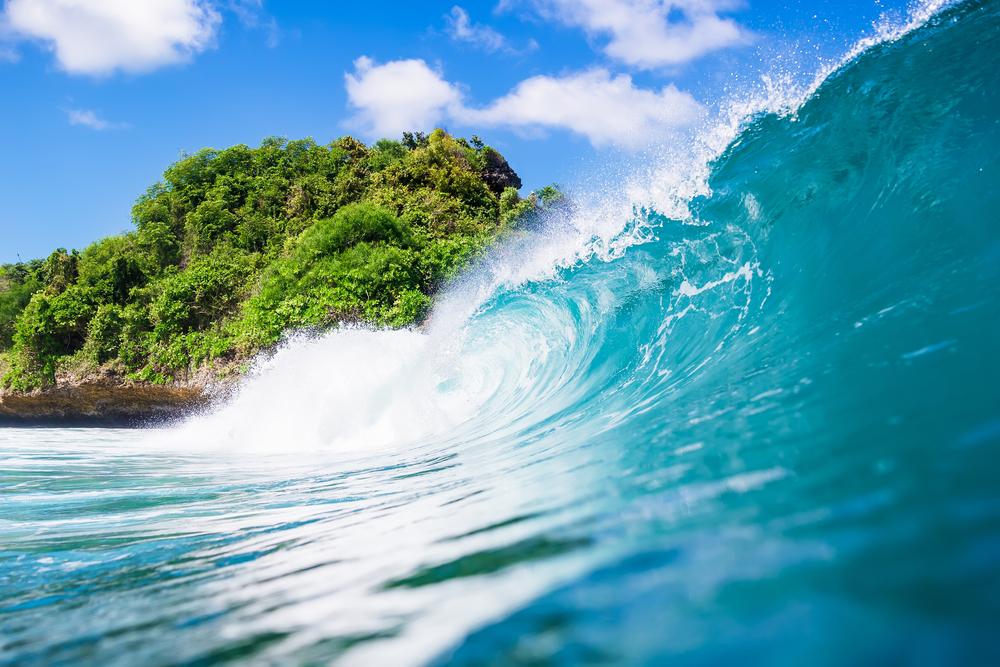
<box><xmin>345</xmin><ymin>56</ymin><xmax>462</xmax><ymax>137</ymax></box>
<box><xmin>66</xmin><ymin>108</ymin><xmax>123</xmax><ymax>130</ymax></box>
<box><xmin>445</xmin><ymin>6</ymin><xmax>536</xmax><ymax>55</ymax></box>
<box><xmin>4</xmin><ymin>0</ymin><xmax>220</xmax><ymax>75</ymax></box>
<box><xmin>343</xmin><ymin>58</ymin><xmax>701</xmax><ymax>149</ymax></box>
<box><xmin>459</xmin><ymin>69</ymin><xmax>702</xmax><ymax>148</ymax></box>
<box><xmin>510</xmin><ymin>0</ymin><xmax>748</xmax><ymax>68</ymax></box>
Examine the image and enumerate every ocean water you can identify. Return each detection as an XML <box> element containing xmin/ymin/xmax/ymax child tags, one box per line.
<box><xmin>3</xmin><ymin>1</ymin><xmax>1000</xmax><ymax>664</ymax></box>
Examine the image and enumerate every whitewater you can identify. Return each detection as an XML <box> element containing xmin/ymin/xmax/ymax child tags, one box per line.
<box><xmin>3</xmin><ymin>0</ymin><xmax>1000</xmax><ymax>664</ymax></box>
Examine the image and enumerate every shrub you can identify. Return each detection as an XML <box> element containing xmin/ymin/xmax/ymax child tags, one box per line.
<box><xmin>85</xmin><ymin>304</ymin><xmax>125</xmax><ymax>364</ymax></box>
<box><xmin>0</xmin><ymin>262</ymin><xmax>43</xmax><ymax>348</ymax></box>
<box><xmin>77</xmin><ymin>236</ymin><xmax>148</xmax><ymax>303</ymax></box>
<box><xmin>296</xmin><ymin>203</ymin><xmax>410</xmax><ymax>260</ymax></box>
<box><xmin>2</xmin><ymin>285</ymin><xmax>95</xmax><ymax>388</ymax></box>
<box><xmin>185</xmin><ymin>198</ymin><xmax>238</xmax><ymax>254</ymax></box>
<box><xmin>149</xmin><ymin>248</ymin><xmax>256</xmax><ymax>341</ymax></box>
<box><xmin>42</xmin><ymin>249</ymin><xmax>78</xmax><ymax>294</ymax></box>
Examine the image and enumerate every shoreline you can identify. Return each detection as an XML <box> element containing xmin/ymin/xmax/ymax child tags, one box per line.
<box><xmin>0</xmin><ymin>376</ymin><xmax>230</xmax><ymax>426</ymax></box>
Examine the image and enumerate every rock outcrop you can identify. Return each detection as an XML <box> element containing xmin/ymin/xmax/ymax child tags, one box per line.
<box><xmin>0</xmin><ymin>372</ymin><xmax>229</xmax><ymax>425</ymax></box>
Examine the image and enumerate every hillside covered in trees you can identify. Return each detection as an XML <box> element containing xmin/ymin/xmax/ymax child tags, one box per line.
<box><xmin>0</xmin><ymin>130</ymin><xmax>558</xmax><ymax>392</ymax></box>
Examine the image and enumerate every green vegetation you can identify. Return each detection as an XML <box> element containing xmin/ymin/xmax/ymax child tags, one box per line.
<box><xmin>0</xmin><ymin>130</ymin><xmax>557</xmax><ymax>390</ymax></box>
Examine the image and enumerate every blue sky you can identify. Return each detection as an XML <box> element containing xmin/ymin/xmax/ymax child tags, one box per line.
<box><xmin>0</xmin><ymin>0</ymin><xmax>914</xmax><ymax>263</ymax></box>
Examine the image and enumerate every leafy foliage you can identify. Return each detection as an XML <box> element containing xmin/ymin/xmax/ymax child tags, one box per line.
<box><xmin>0</xmin><ymin>131</ymin><xmax>553</xmax><ymax>389</ymax></box>
<box><xmin>0</xmin><ymin>260</ymin><xmax>44</xmax><ymax>348</ymax></box>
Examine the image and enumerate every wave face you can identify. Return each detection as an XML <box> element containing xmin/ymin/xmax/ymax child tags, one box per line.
<box><xmin>3</xmin><ymin>1</ymin><xmax>1000</xmax><ymax>664</ymax></box>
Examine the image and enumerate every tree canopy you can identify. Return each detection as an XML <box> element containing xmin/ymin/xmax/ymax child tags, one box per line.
<box><xmin>0</xmin><ymin>130</ymin><xmax>556</xmax><ymax>390</ymax></box>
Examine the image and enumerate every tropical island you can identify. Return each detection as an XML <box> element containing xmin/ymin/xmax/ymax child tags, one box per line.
<box><xmin>0</xmin><ymin>129</ymin><xmax>556</xmax><ymax>422</ymax></box>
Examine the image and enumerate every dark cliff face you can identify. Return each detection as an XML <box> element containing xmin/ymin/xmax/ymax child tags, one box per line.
<box><xmin>481</xmin><ymin>148</ymin><xmax>523</xmax><ymax>195</ymax></box>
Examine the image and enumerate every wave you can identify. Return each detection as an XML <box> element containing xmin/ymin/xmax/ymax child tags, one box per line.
<box><xmin>103</xmin><ymin>0</ymin><xmax>1000</xmax><ymax>662</ymax></box>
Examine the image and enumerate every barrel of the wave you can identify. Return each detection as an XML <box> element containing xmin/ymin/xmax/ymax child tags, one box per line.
<box><xmin>440</xmin><ymin>2</ymin><xmax>1000</xmax><ymax>663</ymax></box>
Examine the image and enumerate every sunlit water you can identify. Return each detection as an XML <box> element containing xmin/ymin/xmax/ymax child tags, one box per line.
<box><xmin>3</xmin><ymin>1</ymin><xmax>1000</xmax><ymax>664</ymax></box>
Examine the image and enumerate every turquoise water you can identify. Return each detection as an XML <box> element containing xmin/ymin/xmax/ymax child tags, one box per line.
<box><xmin>3</xmin><ymin>1</ymin><xmax>1000</xmax><ymax>664</ymax></box>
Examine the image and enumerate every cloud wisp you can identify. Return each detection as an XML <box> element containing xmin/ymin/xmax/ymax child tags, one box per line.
<box><xmin>228</xmin><ymin>0</ymin><xmax>281</xmax><ymax>48</ymax></box>
<box><xmin>444</xmin><ymin>6</ymin><xmax>537</xmax><ymax>55</ymax></box>
<box><xmin>3</xmin><ymin>0</ymin><xmax>220</xmax><ymax>75</ymax></box>
<box><xmin>0</xmin><ymin>17</ymin><xmax>19</xmax><ymax>63</ymax></box>
<box><xmin>66</xmin><ymin>108</ymin><xmax>126</xmax><ymax>131</ymax></box>
<box><xmin>345</xmin><ymin>57</ymin><xmax>703</xmax><ymax>149</ymax></box>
